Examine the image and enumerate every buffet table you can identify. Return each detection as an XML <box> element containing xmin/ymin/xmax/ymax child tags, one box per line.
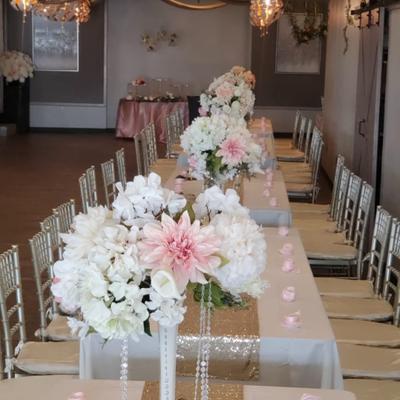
<box><xmin>80</xmin><ymin>228</ymin><xmax>342</xmax><ymax>390</ymax></box>
<box><xmin>115</xmin><ymin>99</ymin><xmax>189</xmax><ymax>143</ymax></box>
<box><xmin>0</xmin><ymin>377</ymin><xmax>356</xmax><ymax>400</ymax></box>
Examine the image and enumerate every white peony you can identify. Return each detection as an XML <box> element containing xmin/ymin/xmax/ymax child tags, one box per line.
<box><xmin>211</xmin><ymin>213</ymin><xmax>267</xmax><ymax>297</ymax></box>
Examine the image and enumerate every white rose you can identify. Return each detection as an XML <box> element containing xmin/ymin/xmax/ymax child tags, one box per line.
<box><xmin>151</xmin><ymin>269</ymin><xmax>182</xmax><ymax>299</ymax></box>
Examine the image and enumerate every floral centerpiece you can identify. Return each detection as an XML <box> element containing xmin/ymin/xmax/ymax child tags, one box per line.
<box><xmin>199</xmin><ymin>66</ymin><xmax>256</xmax><ymax>120</ymax></box>
<box><xmin>180</xmin><ymin>114</ymin><xmax>263</xmax><ymax>185</ymax></box>
<box><xmin>0</xmin><ymin>51</ymin><xmax>34</xmax><ymax>83</ymax></box>
<box><xmin>51</xmin><ymin>173</ymin><xmax>267</xmax><ymax>400</ymax></box>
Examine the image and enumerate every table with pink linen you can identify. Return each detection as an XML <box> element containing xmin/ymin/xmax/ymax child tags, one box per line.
<box><xmin>115</xmin><ymin>99</ymin><xmax>189</xmax><ymax>143</ymax></box>
<box><xmin>0</xmin><ymin>376</ymin><xmax>356</xmax><ymax>400</ymax></box>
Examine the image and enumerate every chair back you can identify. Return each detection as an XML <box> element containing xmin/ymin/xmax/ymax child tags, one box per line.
<box><xmin>383</xmin><ymin>219</ymin><xmax>400</xmax><ymax>326</ymax></box>
<box><xmin>302</xmin><ymin>118</ymin><xmax>313</xmax><ymax>158</ymax></box>
<box><xmin>353</xmin><ymin>182</ymin><xmax>374</xmax><ymax>277</ymax></box>
<box><xmin>29</xmin><ymin>230</ymin><xmax>57</xmax><ymax>341</ymax></box>
<box><xmin>340</xmin><ymin>173</ymin><xmax>362</xmax><ymax>236</ymax></box>
<box><xmin>291</xmin><ymin>110</ymin><xmax>301</xmax><ymax>146</ymax></box>
<box><xmin>309</xmin><ymin>132</ymin><xmax>324</xmax><ymax>203</ymax></box>
<box><xmin>115</xmin><ymin>148</ymin><xmax>127</xmax><ymax>189</ymax></box>
<box><xmin>101</xmin><ymin>159</ymin><xmax>116</xmax><ymax>208</ymax></box>
<box><xmin>79</xmin><ymin>166</ymin><xmax>98</xmax><ymax>213</ymax></box>
<box><xmin>134</xmin><ymin>128</ymin><xmax>151</xmax><ymax>176</ymax></box>
<box><xmin>296</xmin><ymin>116</ymin><xmax>307</xmax><ymax>149</ymax></box>
<box><xmin>334</xmin><ymin>166</ymin><xmax>350</xmax><ymax>225</ymax></box>
<box><xmin>53</xmin><ymin>199</ymin><xmax>75</xmax><ymax>234</ymax></box>
<box><xmin>329</xmin><ymin>155</ymin><xmax>345</xmax><ymax>219</ymax></box>
<box><xmin>40</xmin><ymin>214</ymin><xmax>63</xmax><ymax>261</ymax></box>
<box><xmin>166</xmin><ymin>114</ymin><xmax>177</xmax><ymax>158</ymax></box>
<box><xmin>0</xmin><ymin>246</ymin><xmax>26</xmax><ymax>378</ymax></box>
<box><xmin>367</xmin><ymin>206</ymin><xmax>392</xmax><ymax>293</ymax></box>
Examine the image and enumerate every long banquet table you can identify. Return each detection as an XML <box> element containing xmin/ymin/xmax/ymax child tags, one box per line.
<box><xmin>115</xmin><ymin>99</ymin><xmax>189</xmax><ymax>143</ymax></box>
<box><xmin>0</xmin><ymin>376</ymin><xmax>356</xmax><ymax>400</ymax></box>
<box><xmin>80</xmin><ymin>228</ymin><xmax>343</xmax><ymax>390</ymax></box>
<box><xmin>164</xmin><ymin>170</ymin><xmax>292</xmax><ymax>227</ymax></box>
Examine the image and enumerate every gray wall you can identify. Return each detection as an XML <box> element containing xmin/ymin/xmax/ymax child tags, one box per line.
<box><xmin>6</xmin><ymin>0</ymin><xmax>105</xmax><ymax>104</ymax></box>
<box><xmin>252</xmin><ymin>18</ymin><xmax>326</xmax><ymax>108</ymax></box>
<box><xmin>380</xmin><ymin>7</ymin><xmax>400</xmax><ymax>217</ymax></box>
<box><xmin>321</xmin><ymin>0</ymin><xmax>360</xmax><ymax>179</ymax></box>
<box><xmin>106</xmin><ymin>0</ymin><xmax>251</xmax><ymax>127</ymax></box>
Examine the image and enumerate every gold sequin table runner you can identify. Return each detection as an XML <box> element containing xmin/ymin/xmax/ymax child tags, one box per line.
<box><xmin>176</xmin><ymin>295</ymin><xmax>260</xmax><ymax>381</ymax></box>
<box><xmin>142</xmin><ymin>381</ymin><xmax>243</xmax><ymax>400</ymax></box>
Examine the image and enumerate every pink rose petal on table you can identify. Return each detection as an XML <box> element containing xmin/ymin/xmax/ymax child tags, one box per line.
<box><xmin>264</xmin><ymin>180</ymin><xmax>273</xmax><ymax>188</ymax></box>
<box><xmin>263</xmin><ymin>189</ymin><xmax>271</xmax><ymax>198</ymax></box>
<box><xmin>269</xmin><ymin>197</ymin><xmax>278</xmax><ymax>207</ymax></box>
<box><xmin>282</xmin><ymin>311</ymin><xmax>302</xmax><ymax>329</ymax></box>
<box><xmin>68</xmin><ymin>393</ymin><xmax>86</xmax><ymax>400</ymax></box>
<box><xmin>300</xmin><ymin>394</ymin><xmax>321</xmax><ymax>400</ymax></box>
<box><xmin>281</xmin><ymin>286</ymin><xmax>296</xmax><ymax>302</ymax></box>
<box><xmin>278</xmin><ymin>226</ymin><xmax>289</xmax><ymax>236</ymax></box>
<box><xmin>282</xmin><ymin>258</ymin><xmax>295</xmax><ymax>272</ymax></box>
<box><xmin>280</xmin><ymin>243</ymin><xmax>294</xmax><ymax>256</ymax></box>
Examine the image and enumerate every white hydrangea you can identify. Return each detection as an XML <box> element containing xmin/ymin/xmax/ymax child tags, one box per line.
<box><xmin>194</xmin><ymin>186</ymin><xmax>249</xmax><ymax>219</ymax></box>
<box><xmin>211</xmin><ymin>213</ymin><xmax>267</xmax><ymax>297</ymax></box>
<box><xmin>113</xmin><ymin>173</ymin><xmax>186</xmax><ymax>225</ymax></box>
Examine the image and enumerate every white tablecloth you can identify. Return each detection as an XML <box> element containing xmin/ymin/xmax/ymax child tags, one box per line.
<box><xmin>0</xmin><ymin>376</ymin><xmax>356</xmax><ymax>400</ymax></box>
<box><xmin>80</xmin><ymin>228</ymin><xmax>343</xmax><ymax>390</ymax></box>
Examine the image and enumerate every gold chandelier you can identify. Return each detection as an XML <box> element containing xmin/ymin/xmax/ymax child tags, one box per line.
<box><xmin>33</xmin><ymin>0</ymin><xmax>91</xmax><ymax>24</ymax></box>
<box><xmin>10</xmin><ymin>0</ymin><xmax>38</xmax><ymax>19</ymax></box>
<box><xmin>249</xmin><ymin>0</ymin><xmax>284</xmax><ymax>36</ymax></box>
<box><xmin>10</xmin><ymin>0</ymin><xmax>91</xmax><ymax>23</ymax></box>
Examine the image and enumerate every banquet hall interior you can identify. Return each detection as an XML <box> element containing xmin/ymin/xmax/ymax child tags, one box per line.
<box><xmin>1</xmin><ymin>0</ymin><xmax>400</xmax><ymax>399</ymax></box>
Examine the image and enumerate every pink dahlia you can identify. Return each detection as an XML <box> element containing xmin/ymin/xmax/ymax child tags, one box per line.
<box><xmin>139</xmin><ymin>212</ymin><xmax>222</xmax><ymax>292</ymax></box>
<box><xmin>216</xmin><ymin>135</ymin><xmax>247</xmax><ymax>166</ymax></box>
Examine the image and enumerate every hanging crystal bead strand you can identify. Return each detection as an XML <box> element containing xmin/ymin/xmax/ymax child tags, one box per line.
<box><xmin>200</xmin><ymin>282</ymin><xmax>212</xmax><ymax>400</ymax></box>
<box><xmin>194</xmin><ymin>284</ymin><xmax>206</xmax><ymax>400</ymax></box>
<box><xmin>120</xmin><ymin>338</ymin><xmax>129</xmax><ymax>400</ymax></box>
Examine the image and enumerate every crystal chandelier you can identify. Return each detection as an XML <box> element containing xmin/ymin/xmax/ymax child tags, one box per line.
<box><xmin>33</xmin><ymin>0</ymin><xmax>91</xmax><ymax>24</ymax></box>
<box><xmin>249</xmin><ymin>0</ymin><xmax>284</xmax><ymax>36</ymax></box>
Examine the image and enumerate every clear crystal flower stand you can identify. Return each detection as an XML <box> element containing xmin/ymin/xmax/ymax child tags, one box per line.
<box><xmin>159</xmin><ymin>324</ymin><xmax>178</xmax><ymax>400</ymax></box>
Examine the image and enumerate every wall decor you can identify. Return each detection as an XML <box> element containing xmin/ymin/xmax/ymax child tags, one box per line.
<box><xmin>275</xmin><ymin>14</ymin><xmax>321</xmax><ymax>74</ymax></box>
<box><xmin>32</xmin><ymin>15</ymin><xmax>79</xmax><ymax>71</ymax></box>
<box><xmin>141</xmin><ymin>30</ymin><xmax>178</xmax><ymax>52</ymax></box>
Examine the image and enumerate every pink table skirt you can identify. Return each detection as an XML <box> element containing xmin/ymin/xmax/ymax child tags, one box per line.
<box><xmin>115</xmin><ymin>99</ymin><xmax>189</xmax><ymax>143</ymax></box>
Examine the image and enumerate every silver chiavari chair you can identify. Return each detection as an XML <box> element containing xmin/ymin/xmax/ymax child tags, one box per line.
<box><xmin>0</xmin><ymin>245</ymin><xmax>79</xmax><ymax>378</ymax></box>
<box><xmin>101</xmin><ymin>158</ymin><xmax>116</xmax><ymax>208</ymax></box>
<box><xmin>29</xmin><ymin>229</ymin><xmax>57</xmax><ymax>341</ymax></box>
<box><xmin>337</xmin><ymin>221</ymin><xmax>400</xmax><ymax>382</ymax></box>
<box><xmin>115</xmin><ymin>148</ymin><xmax>127</xmax><ymax>189</ymax></box>
<box><xmin>40</xmin><ymin>214</ymin><xmax>63</xmax><ymax>261</ymax></box>
<box><xmin>53</xmin><ymin>199</ymin><xmax>76</xmax><ymax>234</ymax></box>
<box><xmin>79</xmin><ymin>166</ymin><xmax>98</xmax><ymax>213</ymax></box>
<box><xmin>275</xmin><ymin>110</ymin><xmax>301</xmax><ymax>149</ymax></box>
<box><xmin>315</xmin><ymin>206</ymin><xmax>392</xmax><ymax>299</ymax></box>
<box><xmin>291</xmin><ymin>155</ymin><xmax>346</xmax><ymax>219</ymax></box>
<box><xmin>134</xmin><ymin>128</ymin><xmax>149</xmax><ymax>176</ymax></box>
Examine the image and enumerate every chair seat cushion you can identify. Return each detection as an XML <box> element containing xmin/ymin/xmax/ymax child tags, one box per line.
<box><xmin>300</xmin><ymin>231</ymin><xmax>356</xmax><ymax>260</ymax></box>
<box><xmin>46</xmin><ymin>316</ymin><xmax>78</xmax><ymax>341</ymax></box>
<box><xmin>339</xmin><ymin>343</ymin><xmax>400</xmax><ymax>379</ymax></box>
<box><xmin>294</xmin><ymin>216</ymin><xmax>337</xmax><ymax>231</ymax></box>
<box><xmin>153</xmin><ymin>159</ymin><xmax>177</xmax><ymax>165</ymax></box>
<box><xmin>15</xmin><ymin>341</ymin><xmax>79</xmax><ymax>375</ymax></box>
<box><xmin>286</xmin><ymin>183</ymin><xmax>314</xmax><ymax>194</ymax></box>
<box><xmin>316</xmin><ymin>277</ymin><xmax>375</xmax><ymax>298</ymax></box>
<box><xmin>279</xmin><ymin>163</ymin><xmax>311</xmax><ymax>172</ymax></box>
<box><xmin>323</xmin><ymin>296</ymin><xmax>393</xmax><ymax>321</ymax></box>
<box><xmin>331</xmin><ymin>319</ymin><xmax>400</xmax><ymax>347</ymax></box>
<box><xmin>291</xmin><ymin>202</ymin><xmax>330</xmax><ymax>214</ymax></box>
<box><xmin>274</xmin><ymin>138</ymin><xmax>293</xmax><ymax>147</ymax></box>
<box><xmin>345</xmin><ymin>379</ymin><xmax>400</xmax><ymax>400</ymax></box>
<box><xmin>282</xmin><ymin>173</ymin><xmax>313</xmax><ymax>184</ymax></box>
